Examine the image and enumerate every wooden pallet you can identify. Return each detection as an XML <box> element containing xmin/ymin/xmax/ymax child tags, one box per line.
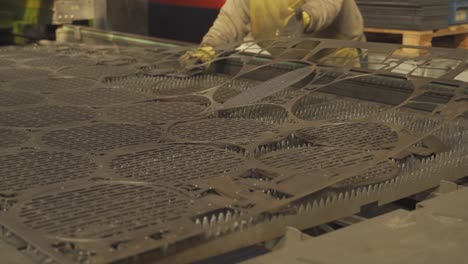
<box><xmin>365</xmin><ymin>24</ymin><xmax>468</xmax><ymax>56</ymax></box>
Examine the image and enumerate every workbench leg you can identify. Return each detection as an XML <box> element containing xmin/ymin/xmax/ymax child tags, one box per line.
<box><xmin>455</xmin><ymin>33</ymin><xmax>468</xmax><ymax>49</ymax></box>
<box><xmin>401</xmin><ymin>33</ymin><xmax>433</xmax><ymax>56</ymax></box>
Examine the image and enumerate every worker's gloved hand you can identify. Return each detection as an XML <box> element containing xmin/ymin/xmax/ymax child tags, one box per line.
<box><xmin>179</xmin><ymin>45</ymin><xmax>216</xmax><ymax>71</ymax></box>
<box><xmin>280</xmin><ymin>8</ymin><xmax>311</xmax><ymax>38</ymax></box>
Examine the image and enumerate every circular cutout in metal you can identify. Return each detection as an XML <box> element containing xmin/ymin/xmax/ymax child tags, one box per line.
<box><xmin>42</xmin><ymin>123</ymin><xmax>162</xmax><ymax>152</ymax></box>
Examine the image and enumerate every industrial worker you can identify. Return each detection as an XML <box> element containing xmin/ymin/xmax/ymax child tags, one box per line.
<box><xmin>180</xmin><ymin>0</ymin><xmax>365</xmax><ymax>69</ymax></box>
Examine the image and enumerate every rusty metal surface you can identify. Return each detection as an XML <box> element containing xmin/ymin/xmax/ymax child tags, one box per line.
<box><xmin>0</xmin><ymin>38</ymin><xmax>467</xmax><ymax>263</ymax></box>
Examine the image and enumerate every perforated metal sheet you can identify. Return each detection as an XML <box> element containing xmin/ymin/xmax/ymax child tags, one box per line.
<box><xmin>103</xmin><ymin>101</ymin><xmax>207</xmax><ymax>124</ymax></box>
<box><xmin>111</xmin><ymin>144</ymin><xmax>247</xmax><ymax>185</ymax></box>
<box><xmin>0</xmin><ymin>39</ymin><xmax>467</xmax><ymax>264</ymax></box>
<box><xmin>292</xmin><ymin>94</ymin><xmax>390</xmax><ymax>121</ymax></box>
<box><xmin>0</xmin><ymin>59</ymin><xmax>15</xmax><ymax>68</ymax></box>
<box><xmin>153</xmin><ymin>74</ymin><xmax>230</xmax><ymax>96</ymax></box>
<box><xmin>26</xmin><ymin>56</ymin><xmax>95</xmax><ymax>70</ymax></box>
<box><xmin>332</xmin><ymin>159</ymin><xmax>398</xmax><ymax>189</ymax></box>
<box><xmin>10</xmin><ymin>78</ymin><xmax>97</xmax><ymax>93</ymax></box>
<box><xmin>0</xmin><ymin>128</ymin><xmax>29</xmax><ymax>148</ymax></box>
<box><xmin>52</xmin><ymin>88</ymin><xmax>151</xmax><ymax>106</ymax></box>
<box><xmin>102</xmin><ymin>74</ymin><xmax>168</xmax><ymax>93</ymax></box>
<box><xmin>258</xmin><ymin>146</ymin><xmax>375</xmax><ymax>171</ymax></box>
<box><xmin>0</xmin><ymin>91</ymin><xmax>44</xmax><ymax>107</ymax></box>
<box><xmin>213</xmin><ymin>79</ymin><xmax>259</xmax><ymax>103</ymax></box>
<box><xmin>60</xmin><ymin>65</ymin><xmax>135</xmax><ymax>80</ymax></box>
<box><xmin>16</xmin><ymin>182</ymin><xmax>189</xmax><ymax>239</ymax></box>
<box><xmin>42</xmin><ymin>123</ymin><xmax>162</xmax><ymax>152</ymax></box>
<box><xmin>0</xmin><ymin>151</ymin><xmax>96</xmax><ymax>193</ymax></box>
<box><xmin>296</xmin><ymin>122</ymin><xmax>399</xmax><ymax>150</ymax></box>
<box><xmin>0</xmin><ymin>106</ymin><xmax>96</xmax><ymax>128</ymax></box>
<box><xmin>0</xmin><ymin>68</ymin><xmax>52</xmax><ymax>82</ymax></box>
<box><xmin>170</xmin><ymin>118</ymin><xmax>278</xmax><ymax>143</ymax></box>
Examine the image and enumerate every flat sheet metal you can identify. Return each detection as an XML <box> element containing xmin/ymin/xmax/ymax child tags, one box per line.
<box><xmin>0</xmin><ymin>38</ymin><xmax>467</xmax><ymax>263</ymax></box>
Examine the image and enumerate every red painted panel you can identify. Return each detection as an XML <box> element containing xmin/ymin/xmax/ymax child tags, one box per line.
<box><xmin>149</xmin><ymin>0</ymin><xmax>226</xmax><ymax>9</ymax></box>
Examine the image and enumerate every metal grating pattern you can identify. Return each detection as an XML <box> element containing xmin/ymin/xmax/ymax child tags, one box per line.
<box><xmin>332</xmin><ymin>159</ymin><xmax>399</xmax><ymax>189</ymax></box>
<box><xmin>292</xmin><ymin>94</ymin><xmax>389</xmax><ymax>121</ymax></box>
<box><xmin>216</xmin><ymin>104</ymin><xmax>289</xmax><ymax>124</ymax></box>
<box><xmin>111</xmin><ymin>144</ymin><xmax>247</xmax><ymax>185</ymax></box>
<box><xmin>0</xmin><ymin>39</ymin><xmax>467</xmax><ymax>264</ymax></box>
<box><xmin>0</xmin><ymin>91</ymin><xmax>44</xmax><ymax>107</ymax></box>
<box><xmin>52</xmin><ymin>88</ymin><xmax>150</xmax><ymax>106</ymax></box>
<box><xmin>0</xmin><ymin>128</ymin><xmax>29</xmax><ymax>148</ymax></box>
<box><xmin>212</xmin><ymin>79</ymin><xmax>259</xmax><ymax>103</ymax></box>
<box><xmin>102</xmin><ymin>74</ymin><xmax>168</xmax><ymax>93</ymax></box>
<box><xmin>10</xmin><ymin>77</ymin><xmax>97</xmax><ymax>93</ymax></box>
<box><xmin>0</xmin><ymin>106</ymin><xmax>96</xmax><ymax>128</ymax></box>
<box><xmin>0</xmin><ymin>68</ymin><xmax>52</xmax><ymax>82</ymax></box>
<box><xmin>153</xmin><ymin>74</ymin><xmax>230</xmax><ymax>96</ymax></box>
<box><xmin>0</xmin><ymin>151</ymin><xmax>96</xmax><ymax>193</ymax></box>
<box><xmin>60</xmin><ymin>65</ymin><xmax>135</xmax><ymax>80</ymax></box>
<box><xmin>0</xmin><ymin>59</ymin><xmax>15</xmax><ymax>68</ymax></box>
<box><xmin>170</xmin><ymin>118</ymin><xmax>278</xmax><ymax>143</ymax></box>
<box><xmin>296</xmin><ymin>123</ymin><xmax>399</xmax><ymax>150</ymax></box>
<box><xmin>258</xmin><ymin>146</ymin><xmax>375</xmax><ymax>171</ymax></box>
<box><xmin>42</xmin><ymin>123</ymin><xmax>162</xmax><ymax>152</ymax></box>
<box><xmin>26</xmin><ymin>56</ymin><xmax>95</xmax><ymax>70</ymax></box>
<box><xmin>103</xmin><ymin>101</ymin><xmax>207</xmax><ymax>124</ymax></box>
<box><xmin>17</xmin><ymin>182</ymin><xmax>189</xmax><ymax>239</ymax></box>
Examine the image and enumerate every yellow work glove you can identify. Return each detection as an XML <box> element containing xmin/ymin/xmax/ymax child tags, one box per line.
<box><xmin>280</xmin><ymin>8</ymin><xmax>311</xmax><ymax>37</ymax></box>
<box><xmin>179</xmin><ymin>45</ymin><xmax>216</xmax><ymax>71</ymax></box>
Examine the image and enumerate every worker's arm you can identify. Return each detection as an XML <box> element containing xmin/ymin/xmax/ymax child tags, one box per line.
<box><xmin>201</xmin><ymin>0</ymin><xmax>250</xmax><ymax>48</ymax></box>
<box><xmin>301</xmin><ymin>0</ymin><xmax>344</xmax><ymax>33</ymax></box>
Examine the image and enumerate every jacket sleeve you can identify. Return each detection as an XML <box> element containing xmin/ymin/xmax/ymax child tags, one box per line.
<box><xmin>201</xmin><ymin>0</ymin><xmax>250</xmax><ymax>48</ymax></box>
<box><xmin>301</xmin><ymin>0</ymin><xmax>344</xmax><ymax>33</ymax></box>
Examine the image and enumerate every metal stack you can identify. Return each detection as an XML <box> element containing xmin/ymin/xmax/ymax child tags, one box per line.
<box><xmin>357</xmin><ymin>0</ymin><xmax>451</xmax><ymax>29</ymax></box>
